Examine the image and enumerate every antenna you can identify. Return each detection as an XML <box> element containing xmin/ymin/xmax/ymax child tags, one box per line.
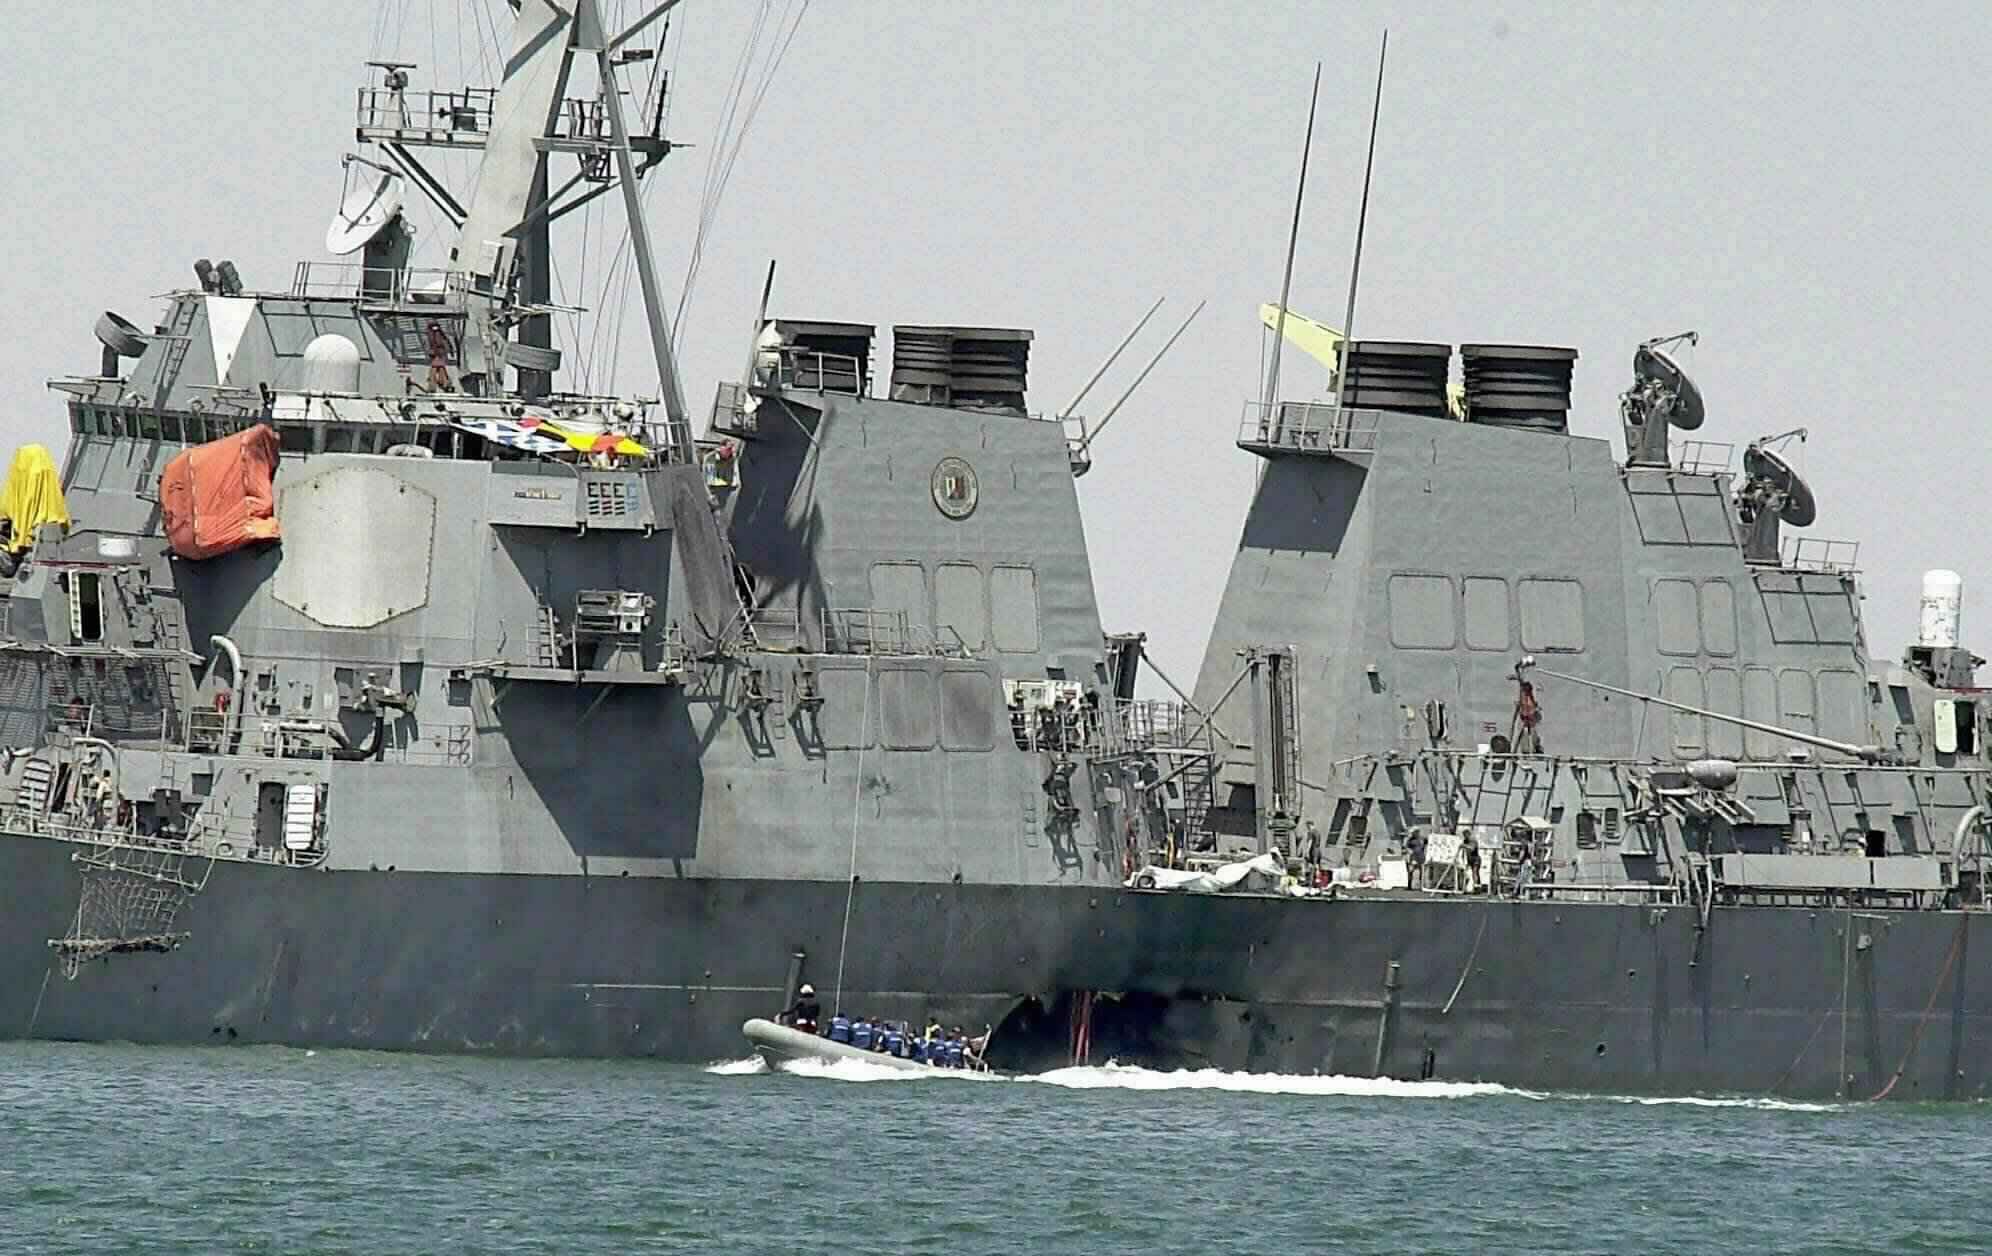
<box><xmin>1077</xmin><ymin>300</ymin><xmax>1206</xmax><ymax>455</ymax></box>
<box><xmin>1061</xmin><ymin>297</ymin><xmax>1165</xmax><ymax>420</ymax></box>
<box><xmin>1737</xmin><ymin>429</ymin><xmax>1817</xmax><ymax>563</ymax></box>
<box><xmin>1620</xmin><ymin>330</ymin><xmax>1705</xmax><ymax>465</ymax></box>
<box><xmin>1263</xmin><ymin>64</ymin><xmax>1322</xmax><ymax>414</ymax></box>
<box><xmin>325</xmin><ymin>157</ymin><xmax>406</xmax><ymax>256</ymax></box>
<box><xmin>1334</xmin><ymin>30</ymin><xmax>1389</xmax><ymax>409</ymax></box>
<box><xmin>741</xmin><ymin>258</ymin><xmax>777</xmax><ymax>390</ymax></box>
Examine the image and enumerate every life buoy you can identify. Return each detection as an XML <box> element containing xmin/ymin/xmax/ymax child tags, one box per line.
<box><xmin>1134</xmin><ymin>871</ymin><xmax>1158</xmax><ymax>890</ymax></box>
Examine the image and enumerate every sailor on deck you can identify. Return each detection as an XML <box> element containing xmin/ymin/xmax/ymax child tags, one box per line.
<box><xmin>828</xmin><ymin>1012</ymin><xmax>853</xmax><ymax>1044</ymax></box>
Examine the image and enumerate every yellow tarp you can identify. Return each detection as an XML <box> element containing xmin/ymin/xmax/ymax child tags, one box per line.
<box><xmin>0</xmin><ymin>444</ymin><xmax>70</xmax><ymax>554</ymax></box>
<box><xmin>519</xmin><ymin>414</ymin><xmax>649</xmax><ymax>458</ymax></box>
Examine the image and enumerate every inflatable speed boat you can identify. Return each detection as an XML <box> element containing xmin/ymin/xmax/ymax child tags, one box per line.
<box><xmin>742</xmin><ymin>1019</ymin><xmax>983</xmax><ymax>1074</ymax></box>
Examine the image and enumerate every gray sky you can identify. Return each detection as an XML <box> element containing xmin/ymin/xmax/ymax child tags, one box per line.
<box><xmin>5</xmin><ymin>1</ymin><xmax>1989</xmax><ymax>687</ymax></box>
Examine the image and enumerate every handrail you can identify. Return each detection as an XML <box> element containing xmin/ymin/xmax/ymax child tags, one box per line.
<box><xmin>1237</xmin><ymin>400</ymin><xmax>1384</xmax><ymax>453</ymax></box>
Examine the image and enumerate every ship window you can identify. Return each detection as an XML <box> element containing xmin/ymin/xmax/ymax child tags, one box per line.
<box><xmin>939</xmin><ymin>670</ymin><xmax>996</xmax><ymax>752</ymax></box>
<box><xmin>1463</xmin><ymin>578</ymin><xmax>1509</xmax><ymax>651</ymax></box>
<box><xmin>990</xmin><ymin>565</ymin><xmax>1040</xmax><ymax>654</ymax></box>
<box><xmin>1704</xmin><ymin>667</ymin><xmax>1743</xmax><ymax>758</ymax></box>
<box><xmin>1817</xmin><ymin>669</ymin><xmax>1864</xmax><ymax>745</ymax></box>
<box><xmin>935</xmin><ymin>563</ymin><xmax>986</xmax><ymax>653</ymax></box>
<box><xmin>71</xmin><ymin>572</ymin><xmax>104</xmax><ymax>643</ymax></box>
<box><xmin>1653</xmin><ymin>579</ymin><xmax>1699</xmax><ymax>656</ymax></box>
<box><xmin>879</xmin><ymin>667</ymin><xmax>935</xmax><ymax>750</ymax></box>
<box><xmin>1777</xmin><ymin>669</ymin><xmax>1815</xmax><ymax>735</ymax></box>
<box><xmin>814</xmin><ymin>667</ymin><xmax>873</xmax><ymax>751</ymax></box>
<box><xmin>1699</xmin><ymin>580</ymin><xmax>1737</xmax><ymax>655</ymax></box>
<box><xmin>868</xmin><ymin>562</ymin><xmax>930</xmax><ymax>645</ymax></box>
<box><xmin>1665</xmin><ymin>666</ymin><xmax>1705</xmax><ymax>758</ymax></box>
<box><xmin>1518</xmin><ymin>579</ymin><xmax>1585</xmax><ymax>652</ymax></box>
<box><xmin>1575</xmin><ymin>811</ymin><xmax>1599</xmax><ymax>848</ymax></box>
<box><xmin>1936</xmin><ymin>699</ymin><xmax>1976</xmax><ymax>755</ymax></box>
<box><xmin>1743</xmin><ymin>667</ymin><xmax>1779</xmax><ymax>758</ymax></box>
<box><xmin>1387</xmin><ymin>574</ymin><xmax>1455</xmax><ymax>650</ymax></box>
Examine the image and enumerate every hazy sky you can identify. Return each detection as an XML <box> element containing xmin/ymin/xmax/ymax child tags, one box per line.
<box><xmin>6</xmin><ymin>1</ymin><xmax>1990</xmax><ymax>687</ymax></box>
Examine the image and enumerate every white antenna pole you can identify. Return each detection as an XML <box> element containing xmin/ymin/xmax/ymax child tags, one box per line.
<box><xmin>590</xmin><ymin>1</ymin><xmax>690</xmax><ymax>452</ymax></box>
<box><xmin>1335</xmin><ymin>31</ymin><xmax>1389</xmax><ymax>410</ymax></box>
<box><xmin>1061</xmin><ymin>297</ymin><xmax>1165</xmax><ymax>420</ymax></box>
<box><xmin>1079</xmin><ymin>300</ymin><xmax>1206</xmax><ymax>454</ymax></box>
<box><xmin>1264</xmin><ymin>63</ymin><xmax>1323</xmax><ymax>414</ymax></box>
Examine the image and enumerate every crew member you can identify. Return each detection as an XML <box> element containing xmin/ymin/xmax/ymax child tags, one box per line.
<box><xmin>852</xmin><ymin>1017</ymin><xmax>874</xmax><ymax>1051</ymax></box>
<box><xmin>787</xmin><ymin>983</ymin><xmax>820</xmax><ymax>1034</ymax></box>
<box><xmin>828</xmin><ymin>1012</ymin><xmax>853</xmax><ymax>1044</ymax></box>
<box><xmin>425</xmin><ymin>321</ymin><xmax>455</xmax><ymax>392</ymax></box>
<box><xmin>964</xmin><ymin>1025</ymin><xmax>993</xmax><ymax>1071</ymax></box>
<box><xmin>1406</xmin><ymin>828</ymin><xmax>1428</xmax><ymax>889</ymax></box>
<box><xmin>1462</xmin><ymin>832</ymin><xmax>1482</xmax><ymax>894</ymax></box>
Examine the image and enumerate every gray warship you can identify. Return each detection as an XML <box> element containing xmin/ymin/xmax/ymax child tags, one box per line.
<box><xmin>2</xmin><ymin>1</ymin><xmax>1988</xmax><ymax>1099</ymax></box>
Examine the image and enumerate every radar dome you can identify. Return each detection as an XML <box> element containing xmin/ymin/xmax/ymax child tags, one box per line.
<box><xmin>302</xmin><ymin>333</ymin><xmax>362</xmax><ymax>394</ymax></box>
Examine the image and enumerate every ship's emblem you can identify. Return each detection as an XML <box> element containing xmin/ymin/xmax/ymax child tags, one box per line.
<box><xmin>931</xmin><ymin>456</ymin><xmax>979</xmax><ymax>519</ymax></box>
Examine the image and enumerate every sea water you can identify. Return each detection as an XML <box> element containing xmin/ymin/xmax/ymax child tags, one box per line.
<box><xmin>1</xmin><ymin>1041</ymin><xmax>1985</xmax><ymax>1254</ymax></box>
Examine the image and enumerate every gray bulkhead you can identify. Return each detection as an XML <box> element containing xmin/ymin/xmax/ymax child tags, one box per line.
<box><xmin>712</xmin><ymin>388</ymin><xmax>1116</xmax><ymax>887</ymax></box>
<box><xmin>1193</xmin><ymin>401</ymin><xmax>1980</xmax><ymax>887</ymax></box>
<box><xmin>6</xmin><ymin>292</ymin><xmax>1123</xmax><ymax>892</ymax></box>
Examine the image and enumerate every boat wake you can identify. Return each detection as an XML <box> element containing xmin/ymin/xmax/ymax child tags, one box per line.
<box><xmin>708</xmin><ymin>1053</ymin><xmax>1844</xmax><ymax>1108</ymax></box>
<box><xmin>1589</xmin><ymin>1093</ymin><xmax>1840</xmax><ymax>1113</ymax></box>
<box><xmin>1020</xmin><ymin>1062</ymin><xmax>1515</xmax><ymax>1098</ymax></box>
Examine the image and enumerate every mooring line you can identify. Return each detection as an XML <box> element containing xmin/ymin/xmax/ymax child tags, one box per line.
<box><xmin>26</xmin><ymin>965</ymin><xmax>51</xmax><ymax>1037</ymax></box>
<box><xmin>1441</xmin><ymin>904</ymin><xmax>1492</xmax><ymax>1015</ymax></box>
<box><xmin>1867</xmin><ymin>914</ymin><xmax>1968</xmax><ymax>1102</ymax></box>
<box><xmin>831</xmin><ymin>658</ymin><xmax>874</xmax><ymax>1015</ymax></box>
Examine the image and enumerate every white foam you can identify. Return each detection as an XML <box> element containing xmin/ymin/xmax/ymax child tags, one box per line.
<box><xmin>1593</xmin><ymin>1094</ymin><xmax>1840</xmax><ymax>1113</ymax></box>
<box><xmin>706</xmin><ymin>1052</ymin><xmax>1842</xmax><ymax>1109</ymax></box>
<box><xmin>774</xmin><ymin>1055</ymin><xmax>996</xmax><ymax>1084</ymax></box>
<box><xmin>1017</xmin><ymin>1061</ymin><xmax>1522</xmax><ymax>1098</ymax></box>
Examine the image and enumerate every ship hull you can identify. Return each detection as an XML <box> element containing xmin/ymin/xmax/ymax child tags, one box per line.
<box><xmin>1</xmin><ymin>834</ymin><xmax>1984</xmax><ymax>1100</ymax></box>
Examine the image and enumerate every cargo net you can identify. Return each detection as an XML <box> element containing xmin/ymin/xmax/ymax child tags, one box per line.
<box><xmin>50</xmin><ymin>843</ymin><xmax>210</xmax><ymax>978</ymax></box>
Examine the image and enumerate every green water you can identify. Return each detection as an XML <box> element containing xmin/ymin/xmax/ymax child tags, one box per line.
<box><xmin>0</xmin><ymin>1043</ymin><xmax>1985</xmax><ymax>1254</ymax></box>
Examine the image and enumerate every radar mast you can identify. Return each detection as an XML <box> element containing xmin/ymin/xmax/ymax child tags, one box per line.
<box><xmin>352</xmin><ymin>0</ymin><xmax>690</xmax><ymax>459</ymax></box>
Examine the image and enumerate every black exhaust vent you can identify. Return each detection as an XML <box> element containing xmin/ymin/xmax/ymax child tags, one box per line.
<box><xmin>1460</xmin><ymin>344</ymin><xmax>1577</xmax><ymax>434</ymax></box>
<box><xmin>1340</xmin><ymin>341</ymin><xmax>1451</xmax><ymax>418</ymax></box>
<box><xmin>890</xmin><ymin>326</ymin><xmax>1032</xmax><ymax>414</ymax></box>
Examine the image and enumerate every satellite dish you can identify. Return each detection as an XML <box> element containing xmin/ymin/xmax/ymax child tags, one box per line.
<box><xmin>1632</xmin><ymin>344</ymin><xmax>1706</xmax><ymax>430</ymax></box>
<box><xmin>1743</xmin><ymin>445</ymin><xmax>1817</xmax><ymax>527</ymax></box>
<box><xmin>325</xmin><ymin>167</ymin><xmax>405</xmax><ymax>256</ymax></box>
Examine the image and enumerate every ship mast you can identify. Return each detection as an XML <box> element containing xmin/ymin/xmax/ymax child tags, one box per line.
<box><xmin>370</xmin><ymin>0</ymin><xmax>691</xmax><ymax>459</ymax></box>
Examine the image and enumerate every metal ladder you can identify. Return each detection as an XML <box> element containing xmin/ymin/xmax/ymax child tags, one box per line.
<box><xmin>154</xmin><ymin>594</ymin><xmax>193</xmax><ymax>744</ymax></box>
<box><xmin>532</xmin><ymin>603</ymin><xmax>561</xmax><ymax>667</ymax></box>
<box><xmin>17</xmin><ymin>758</ymin><xmax>54</xmax><ymax>815</ymax></box>
<box><xmin>147</xmin><ymin>297</ymin><xmax>201</xmax><ymax>412</ymax></box>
